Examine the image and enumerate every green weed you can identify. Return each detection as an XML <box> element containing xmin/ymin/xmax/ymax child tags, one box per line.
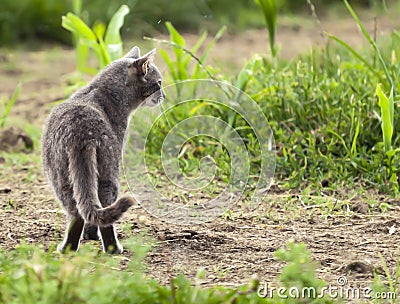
<box><xmin>146</xmin><ymin>22</ymin><xmax>226</xmax><ymax>83</ymax></box>
<box><xmin>326</xmin><ymin>0</ymin><xmax>396</xmax><ymax>91</ymax></box>
<box><xmin>376</xmin><ymin>84</ymin><xmax>395</xmax><ymax>153</ymax></box>
<box><xmin>371</xmin><ymin>254</ymin><xmax>400</xmax><ymax>304</ymax></box>
<box><xmin>254</xmin><ymin>0</ymin><xmax>279</xmax><ymax>57</ymax></box>
<box><xmin>0</xmin><ymin>83</ymin><xmax>22</xmax><ymax>128</ymax></box>
<box><xmin>137</xmin><ymin>5</ymin><xmax>400</xmax><ymax>193</ymax></box>
<box><xmin>62</xmin><ymin>4</ymin><xmax>129</xmax><ymax>75</ymax></box>
<box><xmin>274</xmin><ymin>241</ymin><xmax>331</xmax><ymax>303</ymax></box>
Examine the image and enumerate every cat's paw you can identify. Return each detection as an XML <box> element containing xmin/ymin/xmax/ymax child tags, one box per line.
<box><xmin>57</xmin><ymin>241</ymin><xmax>79</xmax><ymax>253</ymax></box>
<box><xmin>104</xmin><ymin>241</ymin><xmax>124</xmax><ymax>254</ymax></box>
<box><xmin>57</xmin><ymin>243</ymin><xmax>66</xmax><ymax>253</ymax></box>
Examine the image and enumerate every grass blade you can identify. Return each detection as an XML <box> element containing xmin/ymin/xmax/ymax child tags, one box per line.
<box><xmin>0</xmin><ymin>83</ymin><xmax>22</xmax><ymax>128</ymax></box>
<box><xmin>165</xmin><ymin>22</ymin><xmax>186</xmax><ymax>62</ymax></box>
<box><xmin>193</xmin><ymin>26</ymin><xmax>226</xmax><ymax>78</ymax></box>
<box><xmin>165</xmin><ymin>22</ymin><xmax>188</xmax><ymax>80</ymax></box>
<box><xmin>182</xmin><ymin>31</ymin><xmax>208</xmax><ymax>68</ymax></box>
<box><xmin>159</xmin><ymin>49</ymin><xmax>178</xmax><ymax>81</ymax></box>
<box><xmin>350</xmin><ymin>116</ymin><xmax>360</xmax><ymax>157</ymax></box>
<box><xmin>376</xmin><ymin>83</ymin><xmax>394</xmax><ymax>152</ymax></box>
<box><xmin>343</xmin><ymin>0</ymin><xmax>393</xmax><ymax>89</ymax></box>
<box><xmin>325</xmin><ymin>32</ymin><xmax>377</xmax><ymax>77</ymax></box>
<box><xmin>94</xmin><ymin>22</ymin><xmax>111</xmax><ymax>67</ymax></box>
<box><xmin>255</xmin><ymin>0</ymin><xmax>278</xmax><ymax>56</ymax></box>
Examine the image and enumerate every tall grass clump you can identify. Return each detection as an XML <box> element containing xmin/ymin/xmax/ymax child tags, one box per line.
<box><xmin>240</xmin><ymin>44</ymin><xmax>400</xmax><ymax>190</ymax></box>
<box><xmin>322</xmin><ymin>0</ymin><xmax>400</xmax><ymax>190</ymax></box>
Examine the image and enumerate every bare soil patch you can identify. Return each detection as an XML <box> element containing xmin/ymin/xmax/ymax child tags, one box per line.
<box><xmin>2</xmin><ymin>161</ymin><xmax>400</xmax><ymax>292</ymax></box>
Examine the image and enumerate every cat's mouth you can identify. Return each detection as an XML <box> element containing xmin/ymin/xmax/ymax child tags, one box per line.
<box><xmin>156</xmin><ymin>96</ymin><xmax>165</xmax><ymax>104</ymax></box>
<box><xmin>142</xmin><ymin>92</ymin><xmax>165</xmax><ymax>107</ymax></box>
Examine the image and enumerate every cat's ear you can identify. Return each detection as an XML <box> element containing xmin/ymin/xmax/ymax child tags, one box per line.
<box><xmin>125</xmin><ymin>46</ymin><xmax>141</xmax><ymax>59</ymax></box>
<box><xmin>133</xmin><ymin>48</ymin><xmax>156</xmax><ymax>76</ymax></box>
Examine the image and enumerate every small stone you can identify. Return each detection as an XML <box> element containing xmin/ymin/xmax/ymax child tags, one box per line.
<box><xmin>350</xmin><ymin>202</ymin><xmax>369</xmax><ymax>214</ymax></box>
<box><xmin>0</xmin><ymin>187</ymin><xmax>11</xmax><ymax>194</ymax></box>
<box><xmin>138</xmin><ymin>215</ymin><xmax>147</xmax><ymax>223</ymax></box>
<box><xmin>0</xmin><ymin>126</ymin><xmax>33</xmax><ymax>152</ymax></box>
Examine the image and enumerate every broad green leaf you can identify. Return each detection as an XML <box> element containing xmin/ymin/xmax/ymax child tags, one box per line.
<box><xmin>94</xmin><ymin>22</ymin><xmax>111</xmax><ymax>67</ymax></box>
<box><xmin>165</xmin><ymin>22</ymin><xmax>186</xmax><ymax>63</ymax></box>
<box><xmin>386</xmin><ymin>149</ymin><xmax>400</xmax><ymax>159</ymax></box>
<box><xmin>255</xmin><ymin>0</ymin><xmax>277</xmax><ymax>56</ymax></box>
<box><xmin>62</xmin><ymin>13</ymin><xmax>96</xmax><ymax>41</ymax></box>
<box><xmin>159</xmin><ymin>49</ymin><xmax>177</xmax><ymax>81</ymax></box>
<box><xmin>182</xmin><ymin>31</ymin><xmax>208</xmax><ymax>68</ymax></box>
<box><xmin>76</xmin><ymin>42</ymin><xmax>89</xmax><ymax>74</ymax></box>
<box><xmin>104</xmin><ymin>4</ymin><xmax>130</xmax><ymax>61</ymax></box>
<box><xmin>93</xmin><ymin>22</ymin><xmax>106</xmax><ymax>41</ymax></box>
<box><xmin>376</xmin><ymin>83</ymin><xmax>394</xmax><ymax>152</ymax></box>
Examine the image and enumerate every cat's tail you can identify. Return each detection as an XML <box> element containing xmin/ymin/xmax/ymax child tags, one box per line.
<box><xmin>68</xmin><ymin>144</ymin><xmax>134</xmax><ymax>227</ymax></box>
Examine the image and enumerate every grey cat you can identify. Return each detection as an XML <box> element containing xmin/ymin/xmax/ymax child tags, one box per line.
<box><xmin>42</xmin><ymin>46</ymin><xmax>165</xmax><ymax>253</ymax></box>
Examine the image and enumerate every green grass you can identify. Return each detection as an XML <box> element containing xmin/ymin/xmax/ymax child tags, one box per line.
<box><xmin>0</xmin><ymin>238</ymin><xmax>335</xmax><ymax>304</ymax></box>
<box><xmin>146</xmin><ymin>31</ymin><xmax>400</xmax><ymax>194</ymax></box>
<box><xmin>115</xmin><ymin>1</ymin><xmax>395</xmax><ymax>196</ymax></box>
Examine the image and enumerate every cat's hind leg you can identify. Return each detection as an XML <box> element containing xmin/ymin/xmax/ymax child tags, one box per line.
<box><xmin>99</xmin><ymin>226</ymin><xmax>123</xmax><ymax>254</ymax></box>
<box><xmin>56</xmin><ymin>186</ymin><xmax>85</xmax><ymax>253</ymax></box>
<box><xmin>82</xmin><ymin>223</ymin><xmax>99</xmax><ymax>240</ymax></box>
<box><xmin>98</xmin><ymin>180</ymin><xmax>124</xmax><ymax>254</ymax></box>
<box><xmin>57</xmin><ymin>214</ymin><xmax>85</xmax><ymax>253</ymax></box>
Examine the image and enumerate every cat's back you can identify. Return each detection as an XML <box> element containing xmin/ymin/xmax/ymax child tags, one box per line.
<box><xmin>42</xmin><ymin>87</ymin><xmax>114</xmax><ymax>170</ymax></box>
<box><xmin>44</xmin><ymin>88</ymin><xmax>109</xmax><ymax>143</ymax></box>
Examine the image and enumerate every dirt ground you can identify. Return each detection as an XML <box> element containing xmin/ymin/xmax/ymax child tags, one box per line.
<box><xmin>1</xmin><ymin>11</ymin><xmax>400</xmax><ymax>301</ymax></box>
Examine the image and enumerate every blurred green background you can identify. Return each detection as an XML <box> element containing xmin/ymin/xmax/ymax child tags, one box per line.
<box><xmin>0</xmin><ymin>0</ymin><xmax>389</xmax><ymax>45</ymax></box>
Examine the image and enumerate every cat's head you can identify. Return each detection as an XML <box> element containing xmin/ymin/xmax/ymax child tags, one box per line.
<box><xmin>98</xmin><ymin>46</ymin><xmax>166</xmax><ymax>109</ymax></box>
<box><xmin>123</xmin><ymin>46</ymin><xmax>166</xmax><ymax>107</ymax></box>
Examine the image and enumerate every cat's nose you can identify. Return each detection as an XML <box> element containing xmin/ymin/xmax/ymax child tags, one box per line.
<box><xmin>161</xmin><ymin>88</ymin><xmax>166</xmax><ymax>99</ymax></box>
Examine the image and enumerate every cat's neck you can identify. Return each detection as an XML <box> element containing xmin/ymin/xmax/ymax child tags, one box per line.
<box><xmin>98</xmin><ymin>89</ymin><xmax>133</xmax><ymax>138</ymax></box>
<box><xmin>76</xmin><ymin>84</ymin><xmax>134</xmax><ymax>140</ymax></box>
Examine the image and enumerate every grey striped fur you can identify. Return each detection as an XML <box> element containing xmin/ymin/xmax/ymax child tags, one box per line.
<box><xmin>42</xmin><ymin>46</ymin><xmax>165</xmax><ymax>253</ymax></box>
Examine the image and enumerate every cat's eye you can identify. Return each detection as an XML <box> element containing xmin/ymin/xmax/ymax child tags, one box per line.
<box><xmin>157</xmin><ymin>80</ymin><xmax>162</xmax><ymax>87</ymax></box>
